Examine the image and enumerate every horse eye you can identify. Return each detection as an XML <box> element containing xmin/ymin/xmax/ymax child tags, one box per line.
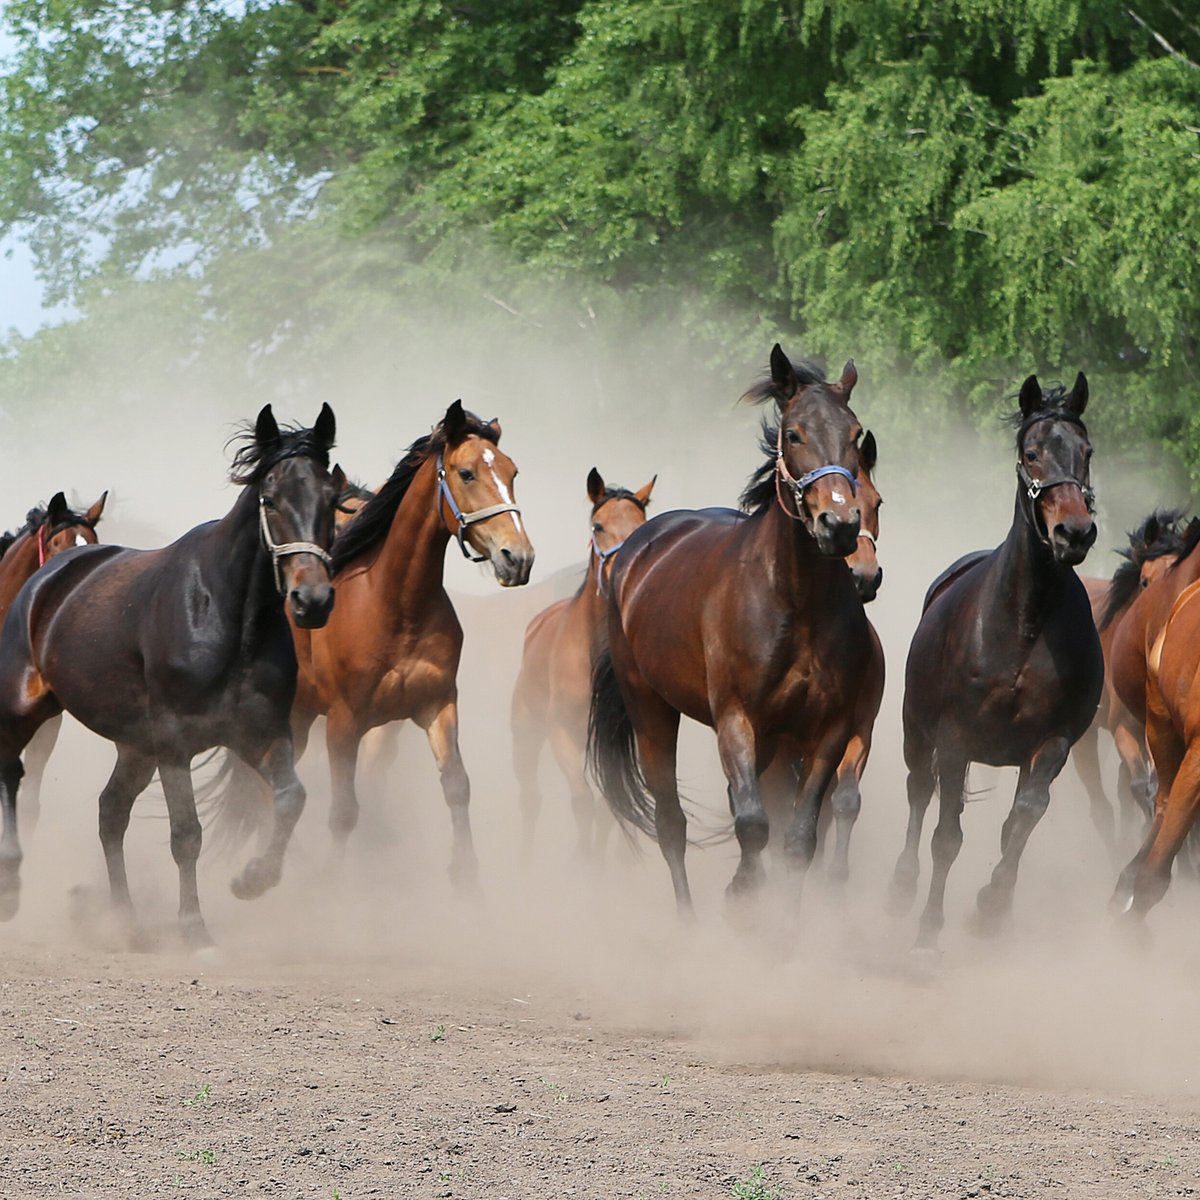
<box><xmin>458</xmin><ymin>469</ymin><xmax>475</xmax><ymax>483</ymax></box>
<box><xmin>262</xmin><ymin>496</ymin><xmax>277</xmax><ymax>510</ymax></box>
<box><xmin>785</xmin><ymin>430</ymin><xmax>801</xmax><ymax>445</ymax></box>
<box><xmin>1025</xmin><ymin>450</ymin><xmax>1037</xmax><ymax>462</ymax></box>
<box><xmin>593</xmin><ymin>522</ymin><xmax>604</xmax><ymax>534</ymax></box>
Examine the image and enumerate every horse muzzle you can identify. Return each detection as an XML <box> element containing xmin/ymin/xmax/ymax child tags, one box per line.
<box><xmin>493</xmin><ymin>544</ymin><xmax>535</xmax><ymax>588</ymax></box>
<box><xmin>1050</xmin><ymin>517</ymin><xmax>1097</xmax><ymax>567</ymax></box>
<box><xmin>814</xmin><ymin>509</ymin><xmax>861</xmax><ymax>558</ymax></box>
<box><xmin>854</xmin><ymin>563</ymin><xmax>883</xmax><ymax>603</ymax></box>
<box><xmin>288</xmin><ymin>581</ymin><xmax>336</xmax><ymax>628</ymax></box>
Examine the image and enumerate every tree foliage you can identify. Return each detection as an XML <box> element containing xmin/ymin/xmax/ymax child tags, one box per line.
<box><xmin>1</xmin><ymin>0</ymin><xmax>1198</xmax><ymax>475</ymax></box>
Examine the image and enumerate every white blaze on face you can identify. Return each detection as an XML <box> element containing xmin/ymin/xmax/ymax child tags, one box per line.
<box><xmin>74</xmin><ymin>533</ymin><xmax>88</xmax><ymax>547</ymax></box>
<box><xmin>831</xmin><ymin>490</ymin><xmax>846</xmax><ymax>506</ymax></box>
<box><xmin>481</xmin><ymin>447</ymin><xmax>523</xmax><ymax>533</ymax></box>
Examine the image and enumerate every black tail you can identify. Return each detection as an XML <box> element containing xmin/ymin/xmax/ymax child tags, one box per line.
<box><xmin>195</xmin><ymin>751</ymin><xmax>272</xmax><ymax>858</ymax></box>
<box><xmin>587</xmin><ymin>649</ymin><xmax>657</xmax><ymax>839</ymax></box>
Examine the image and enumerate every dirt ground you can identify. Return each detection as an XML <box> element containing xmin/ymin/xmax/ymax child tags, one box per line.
<box><xmin>2</xmin><ymin>390</ymin><xmax>1200</xmax><ymax>1199</ymax></box>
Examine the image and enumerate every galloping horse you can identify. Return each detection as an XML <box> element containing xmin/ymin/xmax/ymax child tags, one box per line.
<box><xmin>285</xmin><ymin>400</ymin><xmax>535</xmax><ymax>888</ymax></box>
<box><xmin>1073</xmin><ymin>511</ymin><xmax>1188</xmax><ymax>849</ymax></box>
<box><xmin>890</xmin><ymin>373</ymin><xmax>1101</xmax><ymax>951</ymax></box>
<box><xmin>0</xmin><ymin>492</ymin><xmax>107</xmax><ymax>821</ymax></box>
<box><xmin>512</xmin><ymin>467</ymin><xmax>655</xmax><ymax>858</ymax></box>
<box><xmin>0</xmin><ymin>405</ymin><xmax>339</xmax><ymax>944</ymax></box>
<box><xmin>588</xmin><ymin>345</ymin><xmax>871</xmax><ymax>911</ymax></box>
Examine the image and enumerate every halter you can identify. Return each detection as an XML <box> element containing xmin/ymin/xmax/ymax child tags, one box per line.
<box><xmin>1016</xmin><ymin>461</ymin><xmax>1096</xmax><ymax>539</ymax></box>
<box><xmin>436</xmin><ymin>452</ymin><xmax>522</xmax><ymax>562</ymax></box>
<box><xmin>591</xmin><ymin>536</ymin><xmax>625</xmax><ymax>595</ymax></box>
<box><xmin>774</xmin><ymin>425</ymin><xmax>858</xmax><ymax>522</ymax></box>
<box><xmin>258</xmin><ymin>496</ymin><xmax>333</xmax><ymax>595</ymax></box>
<box><xmin>856</xmin><ymin>528</ymin><xmax>877</xmax><ymax>547</ymax></box>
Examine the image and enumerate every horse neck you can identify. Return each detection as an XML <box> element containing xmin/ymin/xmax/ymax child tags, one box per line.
<box><xmin>209</xmin><ymin>485</ymin><xmax>279</xmax><ymax>631</ymax></box>
<box><xmin>992</xmin><ymin>490</ymin><xmax>1072</xmax><ymax>637</ymax></box>
<box><xmin>0</xmin><ymin>534</ymin><xmax>39</xmax><ymax>616</ymax></box>
<box><xmin>750</xmin><ymin>501</ymin><xmax>834</xmax><ymax>606</ymax></box>
<box><xmin>370</xmin><ymin>456</ymin><xmax>453</xmax><ymax>620</ymax></box>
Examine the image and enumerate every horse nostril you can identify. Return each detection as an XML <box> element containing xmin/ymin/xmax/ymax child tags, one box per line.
<box><xmin>501</xmin><ymin>547</ymin><xmax>515</xmax><ymax>562</ymax></box>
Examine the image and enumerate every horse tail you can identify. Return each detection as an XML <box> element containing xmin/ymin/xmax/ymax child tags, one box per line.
<box><xmin>195</xmin><ymin>751</ymin><xmax>272</xmax><ymax>857</ymax></box>
<box><xmin>587</xmin><ymin>649</ymin><xmax>656</xmax><ymax>839</ymax></box>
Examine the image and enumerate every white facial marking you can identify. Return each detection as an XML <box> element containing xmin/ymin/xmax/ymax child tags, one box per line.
<box><xmin>75</xmin><ymin>533</ymin><xmax>88</xmax><ymax>546</ymax></box>
<box><xmin>831</xmin><ymin>490</ymin><xmax>846</xmax><ymax>505</ymax></box>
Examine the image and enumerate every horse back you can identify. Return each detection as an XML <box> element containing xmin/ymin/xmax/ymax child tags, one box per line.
<box><xmin>922</xmin><ymin>549</ymin><xmax>991</xmax><ymax>613</ymax></box>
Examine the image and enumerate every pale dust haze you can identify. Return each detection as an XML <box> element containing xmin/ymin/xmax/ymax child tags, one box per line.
<box><xmin>3</xmin><ymin>266</ymin><xmax>1198</xmax><ymax>1118</ymax></box>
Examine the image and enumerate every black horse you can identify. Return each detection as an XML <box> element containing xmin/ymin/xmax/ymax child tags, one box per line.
<box><xmin>0</xmin><ymin>404</ymin><xmax>340</xmax><ymax>946</ymax></box>
<box><xmin>890</xmin><ymin>373</ymin><xmax>1102</xmax><ymax>951</ymax></box>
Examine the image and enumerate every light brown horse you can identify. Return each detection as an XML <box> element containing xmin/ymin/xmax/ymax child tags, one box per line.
<box><xmin>1112</xmin><ymin>572</ymin><xmax>1200</xmax><ymax>923</ymax></box>
<box><xmin>0</xmin><ymin>492</ymin><xmax>107</xmax><ymax>823</ymax></box>
<box><xmin>589</xmin><ymin>346</ymin><xmax>872</xmax><ymax>911</ymax></box>
<box><xmin>1073</xmin><ymin>511</ymin><xmax>1189</xmax><ymax>851</ymax></box>
<box><xmin>287</xmin><ymin>401</ymin><xmax>535</xmax><ymax>888</ymax></box>
<box><xmin>511</xmin><ymin>468</ymin><xmax>655</xmax><ymax>858</ymax></box>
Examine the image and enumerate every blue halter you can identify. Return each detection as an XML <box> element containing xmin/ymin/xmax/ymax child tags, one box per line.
<box><xmin>793</xmin><ymin>464</ymin><xmax>858</xmax><ymax>493</ymax></box>
<box><xmin>591</xmin><ymin>536</ymin><xmax>626</xmax><ymax>595</ymax></box>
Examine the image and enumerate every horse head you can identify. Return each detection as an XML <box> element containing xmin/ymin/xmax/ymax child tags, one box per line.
<box><xmin>38</xmin><ymin>490</ymin><xmax>106</xmax><ymax>561</ymax></box>
<box><xmin>847</xmin><ymin>431</ymin><xmax>883</xmax><ymax>601</ymax></box>
<box><xmin>587</xmin><ymin>468</ymin><xmax>654</xmax><ymax>591</ymax></box>
<box><xmin>1015</xmin><ymin>372</ymin><xmax>1096</xmax><ymax>566</ymax></box>
<box><xmin>437</xmin><ymin>400</ymin><xmax>535</xmax><ymax>587</ymax></box>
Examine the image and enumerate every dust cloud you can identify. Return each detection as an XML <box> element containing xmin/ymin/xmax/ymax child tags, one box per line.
<box><xmin>3</xmin><ymin>257</ymin><xmax>1198</xmax><ymax>1107</ymax></box>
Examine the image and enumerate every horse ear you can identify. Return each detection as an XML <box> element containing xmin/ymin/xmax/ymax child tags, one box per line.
<box><xmin>330</xmin><ymin>463</ymin><xmax>348</xmax><ymax>496</ymax></box>
<box><xmin>587</xmin><ymin>468</ymin><xmax>606</xmax><ymax>505</ymax></box>
<box><xmin>835</xmin><ymin>359</ymin><xmax>858</xmax><ymax>398</ymax></box>
<box><xmin>635</xmin><ymin>475</ymin><xmax>657</xmax><ymax>507</ymax></box>
<box><xmin>313</xmin><ymin>402</ymin><xmax>336</xmax><ymax>451</ymax></box>
<box><xmin>860</xmin><ymin>431</ymin><xmax>877</xmax><ymax>474</ymax></box>
<box><xmin>486</xmin><ymin>417</ymin><xmax>502</xmax><ymax>441</ymax></box>
<box><xmin>1018</xmin><ymin>375</ymin><xmax>1042</xmax><ymax>418</ymax></box>
<box><xmin>46</xmin><ymin>492</ymin><xmax>69</xmax><ymax>524</ymax></box>
<box><xmin>1066</xmin><ymin>371</ymin><xmax>1088</xmax><ymax>416</ymax></box>
<box><xmin>85</xmin><ymin>491</ymin><xmax>108</xmax><ymax>525</ymax></box>
<box><xmin>769</xmin><ymin>343</ymin><xmax>799</xmax><ymax>405</ymax></box>
<box><xmin>443</xmin><ymin>399</ymin><xmax>469</xmax><ymax>444</ymax></box>
<box><xmin>255</xmin><ymin>404</ymin><xmax>281</xmax><ymax>451</ymax></box>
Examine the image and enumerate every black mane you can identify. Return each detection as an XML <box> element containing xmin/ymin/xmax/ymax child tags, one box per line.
<box><xmin>1099</xmin><ymin>508</ymin><xmax>1189</xmax><ymax>631</ymax></box>
<box><xmin>1008</xmin><ymin>384</ymin><xmax>1087</xmax><ymax>447</ymax></box>
<box><xmin>330</xmin><ymin>409</ymin><xmax>499</xmax><ymax>573</ymax></box>
<box><xmin>591</xmin><ymin>486</ymin><xmax>648</xmax><ymax>515</ymax></box>
<box><xmin>228</xmin><ymin>422</ymin><xmax>332</xmax><ymax>486</ymax></box>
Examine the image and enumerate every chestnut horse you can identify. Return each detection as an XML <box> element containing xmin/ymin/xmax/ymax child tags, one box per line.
<box><xmin>284</xmin><ymin>400</ymin><xmax>535</xmax><ymax>888</ymax></box>
<box><xmin>512</xmin><ymin>467</ymin><xmax>655</xmax><ymax>858</ymax></box>
<box><xmin>890</xmin><ymin>373</ymin><xmax>1101</xmax><ymax>951</ymax></box>
<box><xmin>1072</xmin><ymin>511</ymin><xmax>1188</xmax><ymax>849</ymax></box>
<box><xmin>588</xmin><ymin>345</ymin><xmax>871</xmax><ymax>911</ymax></box>
<box><xmin>0</xmin><ymin>405</ymin><xmax>339</xmax><ymax>944</ymax></box>
<box><xmin>0</xmin><ymin>492</ymin><xmax>107</xmax><ymax>822</ymax></box>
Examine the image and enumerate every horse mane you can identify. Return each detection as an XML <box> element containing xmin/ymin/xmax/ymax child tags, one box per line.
<box><xmin>0</xmin><ymin>500</ymin><xmax>96</xmax><ymax>562</ymax></box>
<box><xmin>1007</xmin><ymin>383</ymin><xmax>1087</xmax><ymax>446</ymax></box>
<box><xmin>330</xmin><ymin>409</ymin><xmax>500</xmax><ymax>573</ymax></box>
<box><xmin>1098</xmin><ymin>508</ymin><xmax>1188</xmax><ymax>631</ymax></box>
<box><xmin>740</xmin><ymin>356</ymin><xmax>828</xmax><ymax>409</ymax></box>
<box><xmin>590</xmin><ymin>486</ymin><xmax>648</xmax><ymax>516</ymax></box>
<box><xmin>227</xmin><ymin>422</ymin><xmax>332</xmax><ymax>486</ymax></box>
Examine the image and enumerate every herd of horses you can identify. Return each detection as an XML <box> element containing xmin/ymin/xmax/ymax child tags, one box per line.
<box><xmin>0</xmin><ymin>347</ymin><xmax>1198</xmax><ymax>955</ymax></box>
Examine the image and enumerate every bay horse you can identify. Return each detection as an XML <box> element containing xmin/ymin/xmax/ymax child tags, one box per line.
<box><xmin>0</xmin><ymin>492</ymin><xmax>108</xmax><ymax>822</ymax></box>
<box><xmin>1072</xmin><ymin>511</ymin><xmax>1188</xmax><ymax>849</ymax></box>
<box><xmin>889</xmin><ymin>373</ymin><xmax>1101</xmax><ymax>951</ymax></box>
<box><xmin>284</xmin><ymin>400</ymin><xmax>535</xmax><ymax>888</ymax></box>
<box><xmin>0</xmin><ymin>404</ymin><xmax>339</xmax><ymax>945</ymax></box>
<box><xmin>511</xmin><ymin>467</ymin><xmax>655</xmax><ymax>858</ymax></box>
<box><xmin>588</xmin><ymin>345</ymin><xmax>871</xmax><ymax>911</ymax></box>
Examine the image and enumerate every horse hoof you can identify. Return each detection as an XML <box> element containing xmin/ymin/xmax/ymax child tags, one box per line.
<box><xmin>1111</xmin><ymin>909</ymin><xmax>1153</xmax><ymax>954</ymax></box>
<box><xmin>182</xmin><ymin>922</ymin><xmax>216</xmax><ymax>953</ymax></box>
<box><xmin>907</xmin><ymin>945</ymin><xmax>941</xmax><ymax>976</ymax></box>
<box><xmin>0</xmin><ymin>887</ymin><xmax>19</xmax><ymax>922</ymax></box>
<box><xmin>231</xmin><ymin>857</ymin><xmax>280</xmax><ymax>900</ymax></box>
<box><xmin>449</xmin><ymin>859</ymin><xmax>481</xmax><ymax>899</ymax></box>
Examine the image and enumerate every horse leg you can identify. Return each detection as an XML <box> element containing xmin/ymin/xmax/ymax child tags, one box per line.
<box><xmin>716</xmin><ymin>709</ymin><xmax>768</xmax><ymax>898</ymax></box>
<box><xmin>157</xmin><ymin>759</ymin><xmax>211</xmax><ymax>948</ymax></box>
<box><xmin>888</xmin><ymin>727</ymin><xmax>936</xmax><ymax>915</ymax></box>
<box><xmin>97</xmin><ymin>745</ymin><xmax>157</xmax><ymax>930</ymax></box>
<box><xmin>420</xmin><ymin>699</ymin><xmax>478</xmax><ymax>893</ymax></box>
<box><xmin>230</xmin><ymin>736</ymin><xmax>306</xmax><ymax>901</ymax></box>
<box><xmin>511</xmin><ymin>697</ymin><xmax>545</xmax><ymax>860</ymax></box>
<box><xmin>781</xmin><ymin>732</ymin><xmax>848</xmax><ymax>897</ymax></box>
<box><xmin>548</xmin><ymin>719</ymin><xmax>596</xmax><ymax>861</ymax></box>
<box><xmin>325</xmin><ymin>706</ymin><xmax>363</xmax><ymax>857</ymax></box>
<box><xmin>1071</xmin><ymin>722</ymin><xmax>1116</xmax><ymax>853</ymax></box>
<box><xmin>913</xmin><ymin>749</ymin><xmax>968</xmax><ymax>952</ymax></box>
<box><xmin>827</xmin><ymin>732</ymin><xmax>869</xmax><ymax>889</ymax></box>
<box><xmin>1112</xmin><ymin>719</ymin><xmax>1154</xmax><ymax>830</ymax></box>
<box><xmin>637</xmin><ymin>710</ymin><xmax>688</xmax><ymax>914</ymax></box>
<box><xmin>19</xmin><ymin>714</ymin><xmax>62</xmax><ymax>837</ymax></box>
<box><xmin>974</xmin><ymin>736</ymin><xmax>1071</xmax><ymax>934</ymax></box>
<box><xmin>1123</xmin><ymin>740</ymin><xmax>1200</xmax><ymax>918</ymax></box>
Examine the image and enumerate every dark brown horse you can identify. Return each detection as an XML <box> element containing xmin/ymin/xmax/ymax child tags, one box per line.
<box><xmin>284</xmin><ymin>400</ymin><xmax>535</xmax><ymax>887</ymax></box>
<box><xmin>0</xmin><ymin>405</ymin><xmax>339</xmax><ymax>944</ymax></box>
<box><xmin>0</xmin><ymin>492</ymin><xmax>107</xmax><ymax>822</ymax></box>
<box><xmin>512</xmin><ymin>468</ymin><xmax>655</xmax><ymax>858</ymax></box>
<box><xmin>1073</xmin><ymin>511</ymin><xmax>1188</xmax><ymax>850</ymax></box>
<box><xmin>890</xmin><ymin>374</ymin><xmax>1101</xmax><ymax>951</ymax></box>
<box><xmin>588</xmin><ymin>345</ymin><xmax>872</xmax><ymax>910</ymax></box>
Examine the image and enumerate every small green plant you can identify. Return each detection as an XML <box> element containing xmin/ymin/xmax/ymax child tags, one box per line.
<box><xmin>658</xmin><ymin>1073</ymin><xmax>671</xmax><ymax>1091</ymax></box>
<box><xmin>1164</xmin><ymin>1153</ymin><xmax>1178</xmax><ymax>1168</ymax></box>
<box><xmin>437</xmin><ymin>1170</ymin><xmax>451</xmax><ymax>1183</ymax></box>
<box><xmin>730</xmin><ymin>1167</ymin><xmax>781</xmax><ymax>1200</ymax></box>
<box><xmin>176</xmin><ymin>1149</ymin><xmax>216</xmax><ymax>1165</ymax></box>
<box><xmin>538</xmin><ymin>1076</ymin><xmax>567</xmax><ymax>1101</ymax></box>
<box><xmin>183</xmin><ymin>1083</ymin><xmax>211</xmax><ymax>1107</ymax></box>
<box><xmin>332</xmin><ymin>1190</ymin><xmax>343</xmax><ymax>1200</ymax></box>
<box><xmin>431</xmin><ymin>1024</ymin><xmax>446</xmax><ymax>1042</ymax></box>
